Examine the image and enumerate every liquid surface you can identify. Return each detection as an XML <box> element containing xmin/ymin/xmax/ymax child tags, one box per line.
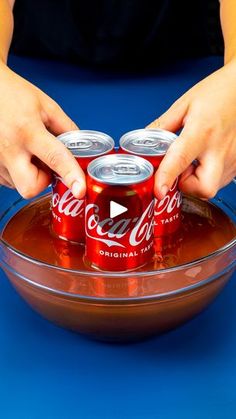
<box><xmin>2</xmin><ymin>195</ymin><xmax>236</xmax><ymax>271</ymax></box>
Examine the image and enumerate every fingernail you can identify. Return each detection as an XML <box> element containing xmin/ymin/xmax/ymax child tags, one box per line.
<box><xmin>71</xmin><ymin>181</ymin><xmax>84</xmax><ymax>198</ymax></box>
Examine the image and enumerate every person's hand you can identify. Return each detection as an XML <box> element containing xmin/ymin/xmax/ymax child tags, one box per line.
<box><xmin>0</xmin><ymin>62</ymin><xmax>86</xmax><ymax>198</ymax></box>
<box><xmin>148</xmin><ymin>60</ymin><xmax>236</xmax><ymax>200</ymax></box>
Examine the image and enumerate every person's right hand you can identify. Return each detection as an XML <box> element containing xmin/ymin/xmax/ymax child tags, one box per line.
<box><xmin>0</xmin><ymin>62</ymin><xmax>86</xmax><ymax>198</ymax></box>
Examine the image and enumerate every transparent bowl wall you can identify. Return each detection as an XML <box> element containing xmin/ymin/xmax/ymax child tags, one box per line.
<box><xmin>0</xmin><ymin>182</ymin><xmax>236</xmax><ymax>342</ymax></box>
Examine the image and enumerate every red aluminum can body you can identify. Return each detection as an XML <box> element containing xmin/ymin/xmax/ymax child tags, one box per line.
<box><xmin>153</xmin><ymin>230</ymin><xmax>183</xmax><ymax>269</ymax></box>
<box><xmin>85</xmin><ymin>154</ymin><xmax>154</xmax><ymax>271</ymax></box>
<box><xmin>154</xmin><ymin>177</ymin><xmax>182</xmax><ymax>236</ymax></box>
<box><xmin>119</xmin><ymin>128</ymin><xmax>182</xmax><ymax>236</ymax></box>
<box><xmin>51</xmin><ymin>130</ymin><xmax>114</xmax><ymax>243</ymax></box>
<box><xmin>51</xmin><ymin>175</ymin><xmax>85</xmax><ymax>243</ymax></box>
<box><xmin>52</xmin><ymin>234</ymin><xmax>85</xmax><ymax>270</ymax></box>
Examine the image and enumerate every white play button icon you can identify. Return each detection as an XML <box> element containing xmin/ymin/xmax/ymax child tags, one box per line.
<box><xmin>110</xmin><ymin>200</ymin><xmax>128</xmax><ymax>218</ymax></box>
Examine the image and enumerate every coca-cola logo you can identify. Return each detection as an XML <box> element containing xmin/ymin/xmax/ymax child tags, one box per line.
<box><xmin>52</xmin><ymin>177</ymin><xmax>84</xmax><ymax>217</ymax></box>
<box><xmin>155</xmin><ymin>179</ymin><xmax>182</xmax><ymax>216</ymax></box>
<box><xmin>85</xmin><ymin>200</ymin><xmax>154</xmax><ymax>248</ymax></box>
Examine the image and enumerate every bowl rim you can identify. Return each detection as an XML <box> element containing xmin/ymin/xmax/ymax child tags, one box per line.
<box><xmin>1</xmin><ymin>186</ymin><xmax>236</xmax><ymax>277</ymax></box>
<box><xmin>1</xmin><ymin>251</ymin><xmax>235</xmax><ymax>303</ymax></box>
<box><xmin>0</xmin><ymin>182</ymin><xmax>236</xmax><ymax>300</ymax></box>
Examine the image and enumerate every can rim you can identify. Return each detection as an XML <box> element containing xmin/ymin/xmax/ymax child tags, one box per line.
<box><xmin>87</xmin><ymin>153</ymin><xmax>154</xmax><ymax>185</ymax></box>
<box><xmin>120</xmin><ymin>128</ymin><xmax>177</xmax><ymax>157</ymax></box>
<box><xmin>57</xmin><ymin>130</ymin><xmax>115</xmax><ymax>158</ymax></box>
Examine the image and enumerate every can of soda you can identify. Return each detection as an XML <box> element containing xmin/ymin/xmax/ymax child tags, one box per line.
<box><xmin>51</xmin><ymin>130</ymin><xmax>114</xmax><ymax>243</ymax></box>
<box><xmin>58</xmin><ymin>130</ymin><xmax>115</xmax><ymax>171</ymax></box>
<box><xmin>120</xmin><ymin>128</ymin><xmax>182</xmax><ymax>236</ymax></box>
<box><xmin>85</xmin><ymin>154</ymin><xmax>154</xmax><ymax>271</ymax></box>
<box><xmin>153</xmin><ymin>231</ymin><xmax>183</xmax><ymax>269</ymax></box>
<box><xmin>52</xmin><ymin>235</ymin><xmax>85</xmax><ymax>270</ymax></box>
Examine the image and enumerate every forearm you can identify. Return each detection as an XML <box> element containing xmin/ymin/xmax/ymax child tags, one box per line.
<box><xmin>220</xmin><ymin>0</ymin><xmax>236</xmax><ymax>64</ymax></box>
<box><xmin>0</xmin><ymin>0</ymin><xmax>14</xmax><ymax>64</ymax></box>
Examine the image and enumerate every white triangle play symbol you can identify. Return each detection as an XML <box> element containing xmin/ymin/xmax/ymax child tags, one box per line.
<box><xmin>110</xmin><ymin>201</ymin><xmax>128</xmax><ymax>218</ymax></box>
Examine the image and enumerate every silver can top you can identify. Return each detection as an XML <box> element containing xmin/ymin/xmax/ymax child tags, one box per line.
<box><xmin>88</xmin><ymin>154</ymin><xmax>153</xmax><ymax>185</ymax></box>
<box><xmin>120</xmin><ymin>128</ymin><xmax>177</xmax><ymax>156</ymax></box>
<box><xmin>57</xmin><ymin>130</ymin><xmax>114</xmax><ymax>157</ymax></box>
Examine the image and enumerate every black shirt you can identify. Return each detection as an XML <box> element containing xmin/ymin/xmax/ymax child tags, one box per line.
<box><xmin>11</xmin><ymin>0</ymin><xmax>223</xmax><ymax>69</ymax></box>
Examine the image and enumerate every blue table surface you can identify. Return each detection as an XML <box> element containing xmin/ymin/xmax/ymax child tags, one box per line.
<box><xmin>0</xmin><ymin>54</ymin><xmax>236</xmax><ymax>419</ymax></box>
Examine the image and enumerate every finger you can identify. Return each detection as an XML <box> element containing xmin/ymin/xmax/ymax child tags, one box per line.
<box><xmin>41</xmin><ymin>99</ymin><xmax>79</xmax><ymax>136</ymax></box>
<box><xmin>146</xmin><ymin>97</ymin><xmax>188</xmax><ymax>132</ymax></box>
<box><xmin>179</xmin><ymin>153</ymin><xmax>224</xmax><ymax>199</ymax></box>
<box><xmin>0</xmin><ymin>175</ymin><xmax>14</xmax><ymax>189</ymax></box>
<box><xmin>29</xmin><ymin>128</ymin><xmax>86</xmax><ymax>198</ymax></box>
<box><xmin>0</xmin><ymin>165</ymin><xmax>14</xmax><ymax>187</ymax></box>
<box><xmin>7</xmin><ymin>153</ymin><xmax>52</xmax><ymax>199</ymax></box>
<box><xmin>179</xmin><ymin>163</ymin><xmax>196</xmax><ymax>184</ymax></box>
<box><xmin>154</xmin><ymin>123</ymin><xmax>203</xmax><ymax>199</ymax></box>
<box><xmin>31</xmin><ymin>156</ymin><xmax>52</xmax><ymax>178</ymax></box>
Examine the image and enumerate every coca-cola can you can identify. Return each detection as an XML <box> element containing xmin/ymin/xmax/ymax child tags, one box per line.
<box><xmin>51</xmin><ymin>130</ymin><xmax>115</xmax><ymax>243</ymax></box>
<box><xmin>85</xmin><ymin>154</ymin><xmax>154</xmax><ymax>271</ymax></box>
<box><xmin>153</xmin><ymin>231</ymin><xmax>183</xmax><ymax>269</ymax></box>
<box><xmin>119</xmin><ymin>128</ymin><xmax>182</xmax><ymax>236</ymax></box>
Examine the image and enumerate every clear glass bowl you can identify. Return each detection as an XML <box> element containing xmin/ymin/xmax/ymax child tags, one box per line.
<box><xmin>0</xmin><ymin>182</ymin><xmax>236</xmax><ymax>342</ymax></box>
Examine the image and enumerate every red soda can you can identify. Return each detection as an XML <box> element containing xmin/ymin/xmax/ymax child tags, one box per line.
<box><xmin>52</xmin><ymin>235</ymin><xmax>85</xmax><ymax>270</ymax></box>
<box><xmin>51</xmin><ymin>130</ymin><xmax>114</xmax><ymax>243</ymax></box>
<box><xmin>85</xmin><ymin>154</ymin><xmax>154</xmax><ymax>271</ymax></box>
<box><xmin>119</xmin><ymin>128</ymin><xmax>182</xmax><ymax>236</ymax></box>
<box><xmin>153</xmin><ymin>230</ymin><xmax>183</xmax><ymax>269</ymax></box>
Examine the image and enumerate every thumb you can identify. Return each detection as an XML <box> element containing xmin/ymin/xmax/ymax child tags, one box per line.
<box><xmin>179</xmin><ymin>153</ymin><xmax>223</xmax><ymax>199</ymax></box>
<box><xmin>154</xmin><ymin>122</ymin><xmax>203</xmax><ymax>200</ymax></box>
<box><xmin>146</xmin><ymin>97</ymin><xmax>188</xmax><ymax>132</ymax></box>
<box><xmin>29</xmin><ymin>127</ymin><xmax>86</xmax><ymax>198</ymax></box>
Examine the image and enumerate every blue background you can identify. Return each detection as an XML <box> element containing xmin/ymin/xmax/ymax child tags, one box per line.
<box><xmin>0</xmin><ymin>54</ymin><xmax>236</xmax><ymax>418</ymax></box>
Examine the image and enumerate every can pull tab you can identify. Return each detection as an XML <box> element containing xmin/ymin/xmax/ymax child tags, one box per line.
<box><xmin>66</xmin><ymin>139</ymin><xmax>93</xmax><ymax>149</ymax></box>
<box><xmin>113</xmin><ymin>163</ymin><xmax>140</xmax><ymax>176</ymax></box>
<box><xmin>132</xmin><ymin>138</ymin><xmax>159</xmax><ymax>147</ymax></box>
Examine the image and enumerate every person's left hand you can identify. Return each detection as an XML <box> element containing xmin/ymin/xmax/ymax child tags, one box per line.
<box><xmin>147</xmin><ymin>60</ymin><xmax>236</xmax><ymax>200</ymax></box>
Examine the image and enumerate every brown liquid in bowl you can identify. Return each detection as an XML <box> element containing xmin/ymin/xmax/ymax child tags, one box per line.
<box><xmin>2</xmin><ymin>195</ymin><xmax>236</xmax><ymax>276</ymax></box>
<box><xmin>1</xmin><ymin>195</ymin><xmax>236</xmax><ymax>341</ymax></box>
